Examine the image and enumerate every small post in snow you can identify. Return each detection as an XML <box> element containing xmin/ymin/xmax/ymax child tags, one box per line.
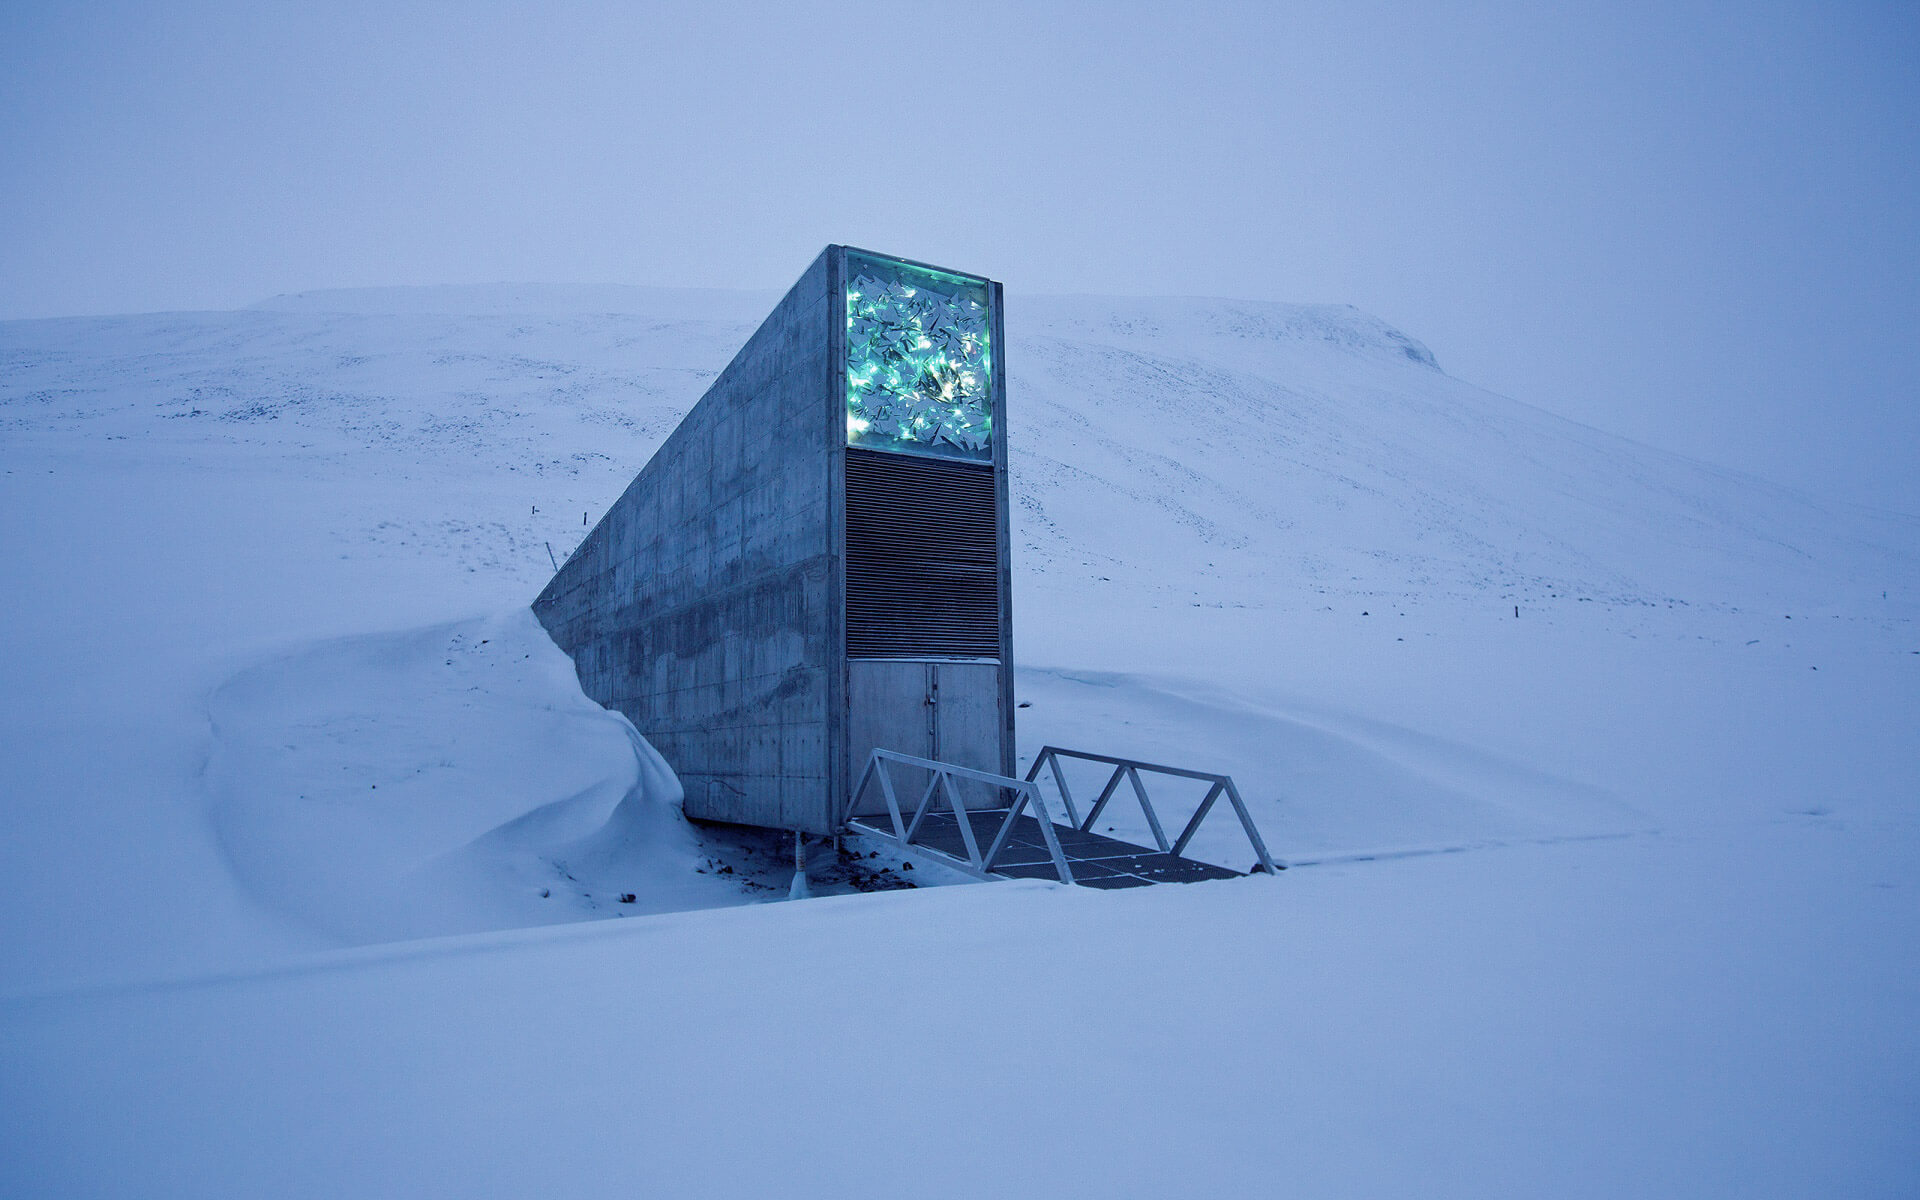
<box><xmin>788</xmin><ymin>831</ymin><xmax>811</xmax><ymax>900</ymax></box>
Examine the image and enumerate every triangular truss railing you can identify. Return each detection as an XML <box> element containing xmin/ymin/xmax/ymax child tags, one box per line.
<box><xmin>844</xmin><ymin>749</ymin><xmax>1078</xmax><ymax>884</ymax></box>
<box><xmin>1025</xmin><ymin>746</ymin><xmax>1281</xmax><ymax>875</ymax></box>
<box><xmin>841</xmin><ymin>746</ymin><xmax>1283</xmax><ymax>885</ymax></box>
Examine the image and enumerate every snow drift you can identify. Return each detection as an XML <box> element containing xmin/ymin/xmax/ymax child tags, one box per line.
<box><xmin>204</xmin><ymin>609</ymin><xmax>745</xmax><ymax>944</ymax></box>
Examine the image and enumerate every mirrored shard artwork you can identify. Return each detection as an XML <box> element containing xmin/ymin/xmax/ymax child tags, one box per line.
<box><xmin>845</xmin><ymin>252</ymin><xmax>994</xmax><ymax>461</ymax></box>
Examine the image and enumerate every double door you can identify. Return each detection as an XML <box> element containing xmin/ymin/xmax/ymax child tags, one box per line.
<box><xmin>848</xmin><ymin>660</ymin><xmax>1004</xmax><ymax>816</ymax></box>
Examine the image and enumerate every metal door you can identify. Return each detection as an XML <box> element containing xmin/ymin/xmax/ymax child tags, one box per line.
<box><xmin>848</xmin><ymin>661</ymin><xmax>933</xmax><ymax>816</ymax></box>
<box><xmin>847</xmin><ymin>661</ymin><xmax>1004</xmax><ymax>816</ymax></box>
<box><xmin>930</xmin><ymin>662</ymin><xmax>1002</xmax><ymax>774</ymax></box>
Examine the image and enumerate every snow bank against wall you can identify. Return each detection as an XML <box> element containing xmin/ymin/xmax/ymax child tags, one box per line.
<box><xmin>205</xmin><ymin>608</ymin><xmax>746</xmax><ymax>945</ymax></box>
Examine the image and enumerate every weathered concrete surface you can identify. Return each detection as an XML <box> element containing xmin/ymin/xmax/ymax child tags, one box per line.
<box><xmin>535</xmin><ymin>246</ymin><xmax>1014</xmax><ymax>836</ymax></box>
<box><xmin>534</xmin><ymin>249</ymin><xmax>838</xmax><ymax>832</ymax></box>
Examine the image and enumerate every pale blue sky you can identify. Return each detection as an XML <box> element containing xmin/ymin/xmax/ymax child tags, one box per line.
<box><xmin>3</xmin><ymin>1</ymin><xmax>1915</xmax><ymax>512</ymax></box>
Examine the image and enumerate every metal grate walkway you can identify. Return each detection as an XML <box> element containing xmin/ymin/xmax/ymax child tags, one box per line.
<box><xmin>848</xmin><ymin>810</ymin><xmax>1242</xmax><ymax>888</ymax></box>
<box><xmin>842</xmin><ymin>747</ymin><xmax>1279</xmax><ymax>888</ymax></box>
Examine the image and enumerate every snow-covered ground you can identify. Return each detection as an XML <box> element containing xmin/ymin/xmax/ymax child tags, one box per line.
<box><xmin>2</xmin><ymin>284</ymin><xmax>1915</xmax><ymax>1196</ymax></box>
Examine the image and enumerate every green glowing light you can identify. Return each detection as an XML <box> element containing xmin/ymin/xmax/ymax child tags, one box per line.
<box><xmin>843</xmin><ymin>251</ymin><xmax>993</xmax><ymax>461</ymax></box>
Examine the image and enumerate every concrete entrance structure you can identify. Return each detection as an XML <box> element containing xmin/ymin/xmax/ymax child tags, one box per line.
<box><xmin>533</xmin><ymin>246</ymin><xmax>1012</xmax><ymax>834</ymax></box>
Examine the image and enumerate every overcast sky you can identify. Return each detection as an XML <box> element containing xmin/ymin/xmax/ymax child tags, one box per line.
<box><xmin>3</xmin><ymin>1</ymin><xmax>1915</xmax><ymax>512</ymax></box>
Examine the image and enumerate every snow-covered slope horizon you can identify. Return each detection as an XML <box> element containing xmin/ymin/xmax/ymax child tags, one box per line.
<box><xmin>247</xmin><ymin>277</ymin><xmax>1920</xmax><ymax>523</ymax></box>
<box><xmin>3</xmin><ymin>280</ymin><xmax>1914</xmax><ymax>982</ymax></box>
<box><xmin>3</xmin><ymin>281</ymin><xmax>1915</xmax><ymax>1197</ymax></box>
<box><xmin>18</xmin><ymin>280</ymin><xmax>1915</xmax><ymax>595</ymax></box>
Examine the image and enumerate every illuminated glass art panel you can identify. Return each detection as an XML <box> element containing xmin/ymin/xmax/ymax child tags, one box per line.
<box><xmin>845</xmin><ymin>251</ymin><xmax>994</xmax><ymax>461</ymax></box>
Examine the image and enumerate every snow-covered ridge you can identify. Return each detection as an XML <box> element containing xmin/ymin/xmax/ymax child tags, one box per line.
<box><xmin>251</xmin><ymin>283</ymin><xmax>1442</xmax><ymax>367</ymax></box>
<box><xmin>6</xmin><ymin>282</ymin><xmax>1910</xmax><ymax>613</ymax></box>
<box><xmin>1022</xmin><ymin>293</ymin><xmax>1441</xmax><ymax>369</ymax></box>
<box><xmin>250</xmin><ymin>281</ymin><xmax>780</xmax><ymax>322</ymax></box>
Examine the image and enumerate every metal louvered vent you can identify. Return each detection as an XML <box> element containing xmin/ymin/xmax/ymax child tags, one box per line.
<box><xmin>845</xmin><ymin>447</ymin><xmax>1001</xmax><ymax>659</ymax></box>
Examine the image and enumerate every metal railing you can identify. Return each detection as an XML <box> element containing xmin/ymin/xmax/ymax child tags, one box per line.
<box><xmin>844</xmin><ymin>749</ymin><xmax>1079</xmax><ymax>884</ymax></box>
<box><xmin>1024</xmin><ymin>746</ymin><xmax>1281</xmax><ymax>874</ymax></box>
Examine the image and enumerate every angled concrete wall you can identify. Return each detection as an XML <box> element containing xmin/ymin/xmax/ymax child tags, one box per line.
<box><xmin>533</xmin><ymin>249</ymin><xmax>840</xmax><ymax>833</ymax></box>
<box><xmin>536</xmin><ymin>245</ymin><xmax>1013</xmax><ymax>837</ymax></box>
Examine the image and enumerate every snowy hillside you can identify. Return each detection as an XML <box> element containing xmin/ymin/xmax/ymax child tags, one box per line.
<box><xmin>2</xmin><ymin>284</ymin><xmax>1915</xmax><ymax>1197</ymax></box>
<box><xmin>1015</xmin><ymin>293</ymin><xmax>1915</xmax><ymax>607</ymax></box>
